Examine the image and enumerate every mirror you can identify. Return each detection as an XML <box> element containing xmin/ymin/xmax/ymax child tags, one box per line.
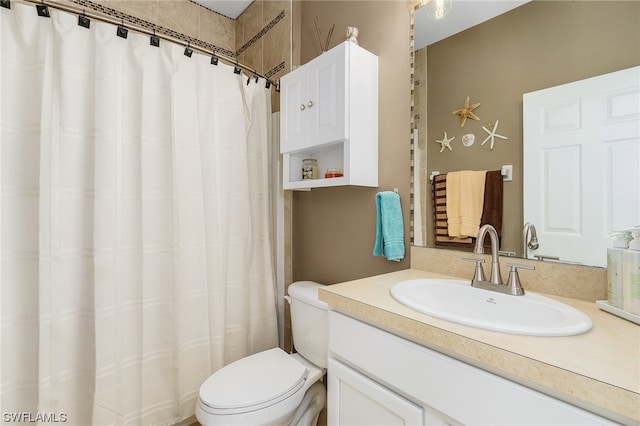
<box><xmin>411</xmin><ymin>0</ymin><xmax>640</xmax><ymax>267</ymax></box>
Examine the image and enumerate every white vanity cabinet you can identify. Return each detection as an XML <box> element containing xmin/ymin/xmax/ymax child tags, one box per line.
<box><xmin>279</xmin><ymin>41</ymin><xmax>378</xmax><ymax>190</ymax></box>
<box><xmin>329</xmin><ymin>358</ymin><xmax>426</xmax><ymax>425</ymax></box>
<box><xmin>328</xmin><ymin>311</ymin><xmax>615</xmax><ymax>425</ymax></box>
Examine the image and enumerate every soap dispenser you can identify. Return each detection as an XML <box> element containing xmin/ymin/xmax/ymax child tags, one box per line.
<box><xmin>607</xmin><ymin>232</ymin><xmax>628</xmax><ymax>308</ymax></box>
<box><xmin>622</xmin><ymin>227</ymin><xmax>640</xmax><ymax>315</ymax></box>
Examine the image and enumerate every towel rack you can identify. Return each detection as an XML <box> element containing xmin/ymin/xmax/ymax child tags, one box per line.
<box><xmin>500</xmin><ymin>165</ymin><xmax>513</xmax><ymax>181</ymax></box>
<box><xmin>429</xmin><ymin>165</ymin><xmax>513</xmax><ymax>182</ymax></box>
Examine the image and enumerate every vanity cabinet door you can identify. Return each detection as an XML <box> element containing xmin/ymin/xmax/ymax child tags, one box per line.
<box><xmin>328</xmin><ymin>358</ymin><xmax>425</xmax><ymax>426</ymax></box>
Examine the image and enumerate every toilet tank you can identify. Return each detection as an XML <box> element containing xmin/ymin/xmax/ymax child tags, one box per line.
<box><xmin>288</xmin><ymin>281</ymin><xmax>329</xmax><ymax>369</ymax></box>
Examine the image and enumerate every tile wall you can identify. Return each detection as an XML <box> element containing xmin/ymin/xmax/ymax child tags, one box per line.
<box><xmin>413</xmin><ymin>46</ymin><xmax>427</xmax><ymax>245</ymax></box>
<box><xmin>72</xmin><ymin>0</ymin><xmax>235</xmax><ymax>55</ymax></box>
<box><xmin>235</xmin><ymin>0</ymin><xmax>290</xmax><ymax>112</ymax></box>
<box><xmin>69</xmin><ymin>0</ymin><xmax>291</xmax><ymax>112</ymax></box>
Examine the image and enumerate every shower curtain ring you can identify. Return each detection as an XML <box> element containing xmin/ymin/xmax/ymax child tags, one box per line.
<box><xmin>184</xmin><ymin>41</ymin><xmax>193</xmax><ymax>58</ymax></box>
<box><xmin>78</xmin><ymin>9</ymin><xmax>90</xmax><ymax>29</ymax></box>
<box><xmin>233</xmin><ymin>62</ymin><xmax>242</xmax><ymax>75</ymax></box>
<box><xmin>1</xmin><ymin>0</ymin><xmax>11</xmax><ymax>9</ymax></box>
<box><xmin>211</xmin><ymin>53</ymin><xmax>219</xmax><ymax>66</ymax></box>
<box><xmin>36</xmin><ymin>0</ymin><xmax>50</xmax><ymax>17</ymax></box>
<box><xmin>117</xmin><ymin>19</ymin><xmax>128</xmax><ymax>38</ymax></box>
<box><xmin>150</xmin><ymin>29</ymin><xmax>160</xmax><ymax>47</ymax></box>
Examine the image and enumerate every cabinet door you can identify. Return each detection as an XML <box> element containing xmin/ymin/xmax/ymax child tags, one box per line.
<box><xmin>280</xmin><ymin>65</ymin><xmax>307</xmax><ymax>153</ymax></box>
<box><xmin>307</xmin><ymin>43</ymin><xmax>347</xmax><ymax>147</ymax></box>
<box><xmin>328</xmin><ymin>358</ymin><xmax>424</xmax><ymax>426</ymax></box>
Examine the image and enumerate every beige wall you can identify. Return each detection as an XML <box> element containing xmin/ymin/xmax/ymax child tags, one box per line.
<box><xmin>422</xmin><ymin>0</ymin><xmax>640</xmax><ymax>252</ymax></box>
<box><xmin>80</xmin><ymin>0</ymin><xmax>236</xmax><ymax>53</ymax></box>
<box><xmin>79</xmin><ymin>0</ymin><xmax>291</xmax><ymax>114</ymax></box>
<box><xmin>235</xmin><ymin>0</ymin><xmax>292</xmax><ymax>112</ymax></box>
<box><xmin>290</xmin><ymin>1</ymin><xmax>414</xmax><ymax>285</ymax></box>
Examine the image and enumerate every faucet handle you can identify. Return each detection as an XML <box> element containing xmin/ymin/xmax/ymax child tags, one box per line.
<box><xmin>505</xmin><ymin>263</ymin><xmax>535</xmax><ymax>295</ymax></box>
<box><xmin>534</xmin><ymin>254</ymin><xmax>561</xmax><ymax>262</ymax></box>
<box><xmin>506</xmin><ymin>263</ymin><xmax>535</xmax><ymax>271</ymax></box>
<box><xmin>463</xmin><ymin>257</ymin><xmax>487</xmax><ymax>283</ymax></box>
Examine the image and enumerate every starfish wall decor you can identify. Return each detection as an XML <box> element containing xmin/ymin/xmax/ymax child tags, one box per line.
<box><xmin>452</xmin><ymin>96</ymin><xmax>481</xmax><ymax>127</ymax></box>
<box><xmin>436</xmin><ymin>132</ymin><xmax>455</xmax><ymax>152</ymax></box>
<box><xmin>481</xmin><ymin>119</ymin><xmax>508</xmax><ymax>150</ymax></box>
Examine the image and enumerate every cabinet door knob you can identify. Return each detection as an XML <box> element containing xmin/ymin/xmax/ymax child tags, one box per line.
<box><xmin>300</xmin><ymin>104</ymin><xmax>306</xmax><ymax>111</ymax></box>
<box><xmin>307</xmin><ymin>101</ymin><xmax>314</xmax><ymax>107</ymax></box>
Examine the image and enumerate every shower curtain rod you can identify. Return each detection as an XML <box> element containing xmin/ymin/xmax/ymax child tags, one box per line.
<box><xmin>9</xmin><ymin>0</ymin><xmax>280</xmax><ymax>90</ymax></box>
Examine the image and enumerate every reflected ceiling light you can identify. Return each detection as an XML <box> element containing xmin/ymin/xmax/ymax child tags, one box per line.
<box><xmin>426</xmin><ymin>0</ymin><xmax>452</xmax><ymax>20</ymax></box>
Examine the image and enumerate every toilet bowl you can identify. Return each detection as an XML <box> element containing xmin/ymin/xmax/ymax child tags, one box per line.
<box><xmin>196</xmin><ymin>281</ymin><xmax>328</xmax><ymax>426</ymax></box>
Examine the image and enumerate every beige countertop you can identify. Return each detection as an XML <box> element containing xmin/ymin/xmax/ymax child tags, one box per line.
<box><xmin>318</xmin><ymin>269</ymin><xmax>640</xmax><ymax>423</ymax></box>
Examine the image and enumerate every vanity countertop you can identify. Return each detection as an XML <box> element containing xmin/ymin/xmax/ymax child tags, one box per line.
<box><xmin>318</xmin><ymin>269</ymin><xmax>640</xmax><ymax>423</ymax></box>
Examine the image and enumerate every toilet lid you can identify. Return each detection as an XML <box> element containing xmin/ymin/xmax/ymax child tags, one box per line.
<box><xmin>199</xmin><ymin>348</ymin><xmax>308</xmax><ymax>412</ymax></box>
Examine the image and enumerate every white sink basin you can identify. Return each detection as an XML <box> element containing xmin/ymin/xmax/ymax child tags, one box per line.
<box><xmin>390</xmin><ymin>279</ymin><xmax>592</xmax><ymax>336</ymax></box>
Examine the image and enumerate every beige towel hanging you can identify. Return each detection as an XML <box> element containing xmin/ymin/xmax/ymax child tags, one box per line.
<box><xmin>433</xmin><ymin>174</ymin><xmax>473</xmax><ymax>245</ymax></box>
<box><xmin>446</xmin><ymin>170</ymin><xmax>487</xmax><ymax>237</ymax></box>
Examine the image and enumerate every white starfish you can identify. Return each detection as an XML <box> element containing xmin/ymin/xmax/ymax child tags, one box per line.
<box><xmin>436</xmin><ymin>132</ymin><xmax>455</xmax><ymax>153</ymax></box>
<box><xmin>481</xmin><ymin>120</ymin><xmax>508</xmax><ymax>150</ymax></box>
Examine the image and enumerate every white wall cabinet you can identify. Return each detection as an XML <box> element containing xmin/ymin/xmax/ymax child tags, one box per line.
<box><xmin>280</xmin><ymin>44</ymin><xmax>346</xmax><ymax>153</ymax></box>
<box><xmin>328</xmin><ymin>311</ymin><xmax>615</xmax><ymax>425</ymax></box>
<box><xmin>279</xmin><ymin>41</ymin><xmax>378</xmax><ymax>190</ymax></box>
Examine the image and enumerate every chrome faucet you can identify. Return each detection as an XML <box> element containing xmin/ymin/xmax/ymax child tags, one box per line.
<box><xmin>522</xmin><ymin>222</ymin><xmax>539</xmax><ymax>259</ymax></box>
<box><xmin>463</xmin><ymin>224</ymin><xmax>534</xmax><ymax>296</ymax></box>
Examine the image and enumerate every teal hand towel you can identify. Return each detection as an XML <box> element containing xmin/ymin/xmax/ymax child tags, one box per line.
<box><xmin>373</xmin><ymin>191</ymin><xmax>405</xmax><ymax>261</ymax></box>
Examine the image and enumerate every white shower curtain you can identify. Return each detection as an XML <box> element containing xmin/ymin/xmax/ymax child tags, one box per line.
<box><xmin>1</xmin><ymin>3</ymin><xmax>278</xmax><ymax>424</ymax></box>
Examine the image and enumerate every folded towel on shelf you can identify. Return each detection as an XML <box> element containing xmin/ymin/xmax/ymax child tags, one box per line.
<box><xmin>373</xmin><ymin>191</ymin><xmax>405</xmax><ymax>261</ymax></box>
<box><xmin>446</xmin><ymin>170</ymin><xmax>487</xmax><ymax>237</ymax></box>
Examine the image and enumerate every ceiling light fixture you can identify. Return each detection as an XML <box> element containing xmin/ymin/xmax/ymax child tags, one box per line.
<box><xmin>426</xmin><ymin>0</ymin><xmax>452</xmax><ymax>20</ymax></box>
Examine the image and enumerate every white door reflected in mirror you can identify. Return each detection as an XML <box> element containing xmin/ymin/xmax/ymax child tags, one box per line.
<box><xmin>523</xmin><ymin>66</ymin><xmax>640</xmax><ymax>267</ymax></box>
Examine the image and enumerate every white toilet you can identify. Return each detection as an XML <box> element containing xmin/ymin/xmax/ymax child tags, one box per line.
<box><xmin>196</xmin><ymin>281</ymin><xmax>328</xmax><ymax>426</ymax></box>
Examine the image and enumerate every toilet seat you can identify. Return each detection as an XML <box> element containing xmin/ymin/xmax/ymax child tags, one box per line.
<box><xmin>199</xmin><ymin>348</ymin><xmax>308</xmax><ymax>415</ymax></box>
